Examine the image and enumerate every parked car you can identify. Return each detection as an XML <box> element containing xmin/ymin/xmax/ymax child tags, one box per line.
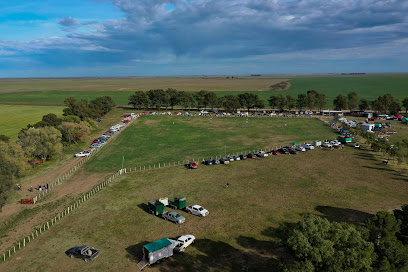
<box><xmin>322</xmin><ymin>141</ymin><xmax>332</xmax><ymax>148</ymax></box>
<box><xmin>212</xmin><ymin>159</ymin><xmax>220</xmax><ymax>165</ymax></box>
<box><xmin>289</xmin><ymin>149</ymin><xmax>298</xmax><ymax>154</ymax></box>
<box><xmin>204</xmin><ymin>159</ymin><xmax>213</xmax><ymax>166</ymax></box>
<box><xmin>65</xmin><ymin>245</ymin><xmax>99</xmax><ymax>262</ymax></box>
<box><xmin>330</xmin><ymin>140</ymin><xmax>341</xmax><ymax>147</ymax></box>
<box><xmin>186</xmin><ymin>161</ymin><xmax>198</xmax><ymax>169</ymax></box>
<box><xmin>75</xmin><ymin>150</ymin><xmax>92</xmax><ymax>157</ymax></box>
<box><xmin>232</xmin><ymin>155</ymin><xmax>241</xmax><ymax>161</ymax></box>
<box><xmin>172</xmin><ymin>235</ymin><xmax>195</xmax><ymax>252</ymax></box>
<box><xmin>186</xmin><ymin>204</ymin><xmax>209</xmax><ymax>217</ymax></box>
<box><xmin>353</xmin><ymin>142</ymin><xmax>360</xmax><ymax>148</ymax></box>
<box><xmin>239</xmin><ymin>154</ymin><xmax>247</xmax><ymax>160</ymax></box>
<box><xmin>162</xmin><ymin>211</ymin><xmax>185</xmax><ymax>224</ymax></box>
<box><xmin>220</xmin><ymin>157</ymin><xmax>230</xmax><ymax>164</ymax></box>
<box><xmin>296</xmin><ymin>146</ymin><xmax>306</xmax><ymax>152</ymax></box>
<box><xmin>271</xmin><ymin>150</ymin><xmax>280</xmax><ymax>155</ymax></box>
<box><xmin>303</xmin><ymin>144</ymin><xmax>315</xmax><ymax>150</ymax></box>
<box><xmin>227</xmin><ymin>156</ymin><xmax>234</xmax><ymax>162</ymax></box>
<box><xmin>247</xmin><ymin>153</ymin><xmax>257</xmax><ymax>158</ymax></box>
<box><xmin>256</xmin><ymin>151</ymin><xmax>268</xmax><ymax>158</ymax></box>
<box><xmin>90</xmin><ymin>143</ymin><xmax>103</xmax><ymax>149</ymax></box>
<box><xmin>277</xmin><ymin>148</ymin><xmax>289</xmax><ymax>154</ymax></box>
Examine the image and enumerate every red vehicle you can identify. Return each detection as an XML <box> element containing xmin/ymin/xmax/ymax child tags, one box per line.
<box><xmin>186</xmin><ymin>161</ymin><xmax>198</xmax><ymax>169</ymax></box>
<box><xmin>247</xmin><ymin>153</ymin><xmax>257</xmax><ymax>159</ymax></box>
<box><xmin>272</xmin><ymin>150</ymin><xmax>280</xmax><ymax>155</ymax></box>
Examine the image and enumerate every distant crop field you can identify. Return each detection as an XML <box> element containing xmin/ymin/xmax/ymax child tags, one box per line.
<box><xmin>85</xmin><ymin>115</ymin><xmax>338</xmax><ymax>173</ymax></box>
<box><xmin>3</xmin><ymin>147</ymin><xmax>408</xmax><ymax>271</ymax></box>
<box><xmin>0</xmin><ymin>74</ymin><xmax>407</xmax><ymax>107</ymax></box>
<box><xmin>0</xmin><ymin>105</ymin><xmax>64</xmax><ymax>140</ymax></box>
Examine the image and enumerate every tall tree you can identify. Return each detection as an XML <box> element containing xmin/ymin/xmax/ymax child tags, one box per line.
<box><xmin>359</xmin><ymin>98</ymin><xmax>370</xmax><ymax>111</ymax></box>
<box><xmin>268</xmin><ymin>95</ymin><xmax>278</xmax><ymax>109</ymax></box>
<box><xmin>58</xmin><ymin>122</ymin><xmax>90</xmax><ymax>144</ymax></box>
<box><xmin>222</xmin><ymin>95</ymin><xmax>241</xmax><ymax>112</ymax></box>
<box><xmin>193</xmin><ymin>90</ymin><xmax>208</xmax><ymax>110</ymax></box>
<box><xmin>279</xmin><ymin>214</ymin><xmax>375</xmax><ymax>271</ymax></box>
<box><xmin>393</xmin><ymin>205</ymin><xmax>408</xmax><ymax>244</ymax></box>
<box><xmin>296</xmin><ymin>93</ymin><xmax>307</xmax><ymax>110</ymax></box>
<box><xmin>333</xmin><ymin>94</ymin><xmax>347</xmax><ymax>110</ymax></box>
<box><xmin>238</xmin><ymin>93</ymin><xmax>260</xmax><ymax>112</ymax></box>
<box><xmin>178</xmin><ymin>91</ymin><xmax>194</xmax><ymax>110</ymax></box>
<box><xmin>275</xmin><ymin>94</ymin><xmax>286</xmax><ymax>112</ymax></box>
<box><xmin>305</xmin><ymin>90</ymin><xmax>318</xmax><ymax>109</ymax></box>
<box><xmin>316</xmin><ymin>93</ymin><xmax>327</xmax><ymax>111</ymax></box>
<box><xmin>402</xmin><ymin>97</ymin><xmax>408</xmax><ymax>113</ymax></box>
<box><xmin>128</xmin><ymin>91</ymin><xmax>149</xmax><ymax>109</ymax></box>
<box><xmin>204</xmin><ymin>91</ymin><xmax>218</xmax><ymax>110</ymax></box>
<box><xmin>166</xmin><ymin>88</ymin><xmax>180</xmax><ymax>110</ymax></box>
<box><xmin>347</xmin><ymin>91</ymin><xmax>359</xmax><ymax>110</ymax></box>
<box><xmin>148</xmin><ymin>89</ymin><xmax>170</xmax><ymax>110</ymax></box>
<box><xmin>286</xmin><ymin>95</ymin><xmax>296</xmax><ymax>111</ymax></box>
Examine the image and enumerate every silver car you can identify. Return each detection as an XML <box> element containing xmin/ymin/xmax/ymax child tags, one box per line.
<box><xmin>162</xmin><ymin>211</ymin><xmax>185</xmax><ymax>224</ymax></box>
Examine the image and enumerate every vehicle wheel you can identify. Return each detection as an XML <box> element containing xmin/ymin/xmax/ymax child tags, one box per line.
<box><xmin>69</xmin><ymin>254</ymin><xmax>74</xmax><ymax>258</ymax></box>
<box><xmin>84</xmin><ymin>258</ymin><xmax>89</xmax><ymax>262</ymax></box>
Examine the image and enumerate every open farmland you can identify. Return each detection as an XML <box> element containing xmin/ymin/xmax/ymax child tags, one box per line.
<box><xmin>85</xmin><ymin>115</ymin><xmax>338</xmax><ymax>173</ymax></box>
<box><xmin>0</xmin><ymin>105</ymin><xmax>64</xmax><ymax>140</ymax></box>
<box><xmin>0</xmin><ymin>74</ymin><xmax>407</xmax><ymax>107</ymax></box>
<box><xmin>2</xmin><ymin>147</ymin><xmax>408</xmax><ymax>272</ymax></box>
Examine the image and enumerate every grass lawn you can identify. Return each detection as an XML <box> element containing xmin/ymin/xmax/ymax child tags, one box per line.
<box><xmin>85</xmin><ymin>116</ymin><xmax>338</xmax><ymax>173</ymax></box>
<box><xmin>0</xmin><ymin>105</ymin><xmax>64</xmax><ymax>140</ymax></box>
<box><xmin>2</xmin><ymin>147</ymin><xmax>408</xmax><ymax>271</ymax></box>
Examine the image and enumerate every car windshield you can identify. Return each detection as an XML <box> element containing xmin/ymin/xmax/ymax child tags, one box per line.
<box><xmin>175</xmin><ymin>214</ymin><xmax>181</xmax><ymax>218</ymax></box>
<box><xmin>198</xmin><ymin>207</ymin><xmax>203</xmax><ymax>211</ymax></box>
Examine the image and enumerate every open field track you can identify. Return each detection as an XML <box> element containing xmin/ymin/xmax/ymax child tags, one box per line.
<box><xmin>1</xmin><ymin>146</ymin><xmax>407</xmax><ymax>271</ymax></box>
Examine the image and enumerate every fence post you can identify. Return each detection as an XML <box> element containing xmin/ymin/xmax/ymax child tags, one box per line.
<box><xmin>24</xmin><ymin>238</ymin><xmax>26</xmax><ymax>246</ymax></box>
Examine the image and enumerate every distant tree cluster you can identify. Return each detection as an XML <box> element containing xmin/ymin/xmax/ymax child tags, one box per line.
<box><xmin>268</xmin><ymin>90</ymin><xmax>327</xmax><ymax>112</ymax></box>
<box><xmin>279</xmin><ymin>205</ymin><xmax>408</xmax><ymax>271</ymax></box>
<box><xmin>0</xmin><ymin>96</ymin><xmax>116</xmax><ymax>211</ymax></box>
<box><xmin>128</xmin><ymin>89</ymin><xmax>265</xmax><ymax>112</ymax></box>
<box><xmin>333</xmin><ymin>92</ymin><xmax>407</xmax><ymax>115</ymax></box>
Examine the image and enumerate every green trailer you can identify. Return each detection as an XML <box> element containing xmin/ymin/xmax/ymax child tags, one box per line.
<box><xmin>338</xmin><ymin>135</ymin><xmax>352</xmax><ymax>143</ymax></box>
<box><xmin>168</xmin><ymin>197</ymin><xmax>187</xmax><ymax>210</ymax></box>
<box><xmin>148</xmin><ymin>200</ymin><xmax>165</xmax><ymax>215</ymax></box>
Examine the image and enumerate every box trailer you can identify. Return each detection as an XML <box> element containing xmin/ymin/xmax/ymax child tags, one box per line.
<box><xmin>168</xmin><ymin>197</ymin><xmax>186</xmax><ymax>210</ymax></box>
<box><xmin>148</xmin><ymin>200</ymin><xmax>165</xmax><ymax>215</ymax></box>
<box><xmin>138</xmin><ymin>238</ymin><xmax>176</xmax><ymax>270</ymax></box>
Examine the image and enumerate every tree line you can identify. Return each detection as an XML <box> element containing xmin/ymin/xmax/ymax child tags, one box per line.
<box><xmin>0</xmin><ymin>96</ymin><xmax>116</xmax><ymax>211</ymax></box>
<box><xmin>279</xmin><ymin>205</ymin><xmax>408</xmax><ymax>271</ymax></box>
<box><xmin>129</xmin><ymin>89</ymin><xmax>408</xmax><ymax>115</ymax></box>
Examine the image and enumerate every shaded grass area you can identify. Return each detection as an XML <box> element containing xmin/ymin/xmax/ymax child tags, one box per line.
<box><xmin>0</xmin><ymin>105</ymin><xmax>64</xmax><ymax>140</ymax></box>
<box><xmin>2</xmin><ymin>147</ymin><xmax>408</xmax><ymax>271</ymax></box>
<box><xmin>85</xmin><ymin>116</ymin><xmax>338</xmax><ymax>172</ymax></box>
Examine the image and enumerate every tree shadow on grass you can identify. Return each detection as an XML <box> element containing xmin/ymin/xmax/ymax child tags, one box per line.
<box><xmin>315</xmin><ymin>205</ymin><xmax>372</xmax><ymax>226</ymax></box>
<box><xmin>159</xmin><ymin>238</ymin><xmax>279</xmax><ymax>272</ymax></box>
<box><xmin>137</xmin><ymin>203</ymin><xmax>149</xmax><ymax>214</ymax></box>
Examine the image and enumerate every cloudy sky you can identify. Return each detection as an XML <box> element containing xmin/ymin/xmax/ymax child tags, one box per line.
<box><xmin>0</xmin><ymin>0</ymin><xmax>407</xmax><ymax>77</ymax></box>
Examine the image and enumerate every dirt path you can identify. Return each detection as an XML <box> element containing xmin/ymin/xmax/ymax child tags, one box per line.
<box><xmin>0</xmin><ymin>170</ymin><xmax>111</xmax><ymax>253</ymax></box>
<box><xmin>0</xmin><ymin>157</ymin><xmax>83</xmax><ymax>224</ymax></box>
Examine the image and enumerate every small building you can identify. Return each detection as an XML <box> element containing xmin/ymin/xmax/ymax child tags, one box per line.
<box><xmin>322</xmin><ymin>110</ymin><xmax>343</xmax><ymax>116</ymax></box>
<box><xmin>361</xmin><ymin>123</ymin><xmax>375</xmax><ymax>132</ymax></box>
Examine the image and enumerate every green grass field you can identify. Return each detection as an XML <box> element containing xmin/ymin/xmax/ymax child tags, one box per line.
<box><xmin>2</xmin><ymin>147</ymin><xmax>408</xmax><ymax>272</ymax></box>
<box><xmin>84</xmin><ymin>116</ymin><xmax>338</xmax><ymax>173</ymax></box>
<box><xmin>0</xmin><ymin>105</ymin><xmax>64</xmax><ymax>140</ymax></box>
<box><xmin>0</xmin><ymin>75</ymin><xmax>407</xmax><ymax>107</ymax></box>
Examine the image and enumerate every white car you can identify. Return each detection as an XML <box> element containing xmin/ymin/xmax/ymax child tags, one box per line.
<box><xmin>322</xmin><ymin>141</ymin><xmax>332</xmax><ymax>148</ymax></box>
<box><xmin>186</xmin><ymin>205</ymin><xmax>209</xmax><ymax>217</ymax></box>
<box><xmin>330</xmin><ymin>140</ymin><xmax>340</xmax><ymax>147</ymax></box>
<box><xmin>296</xmin><ymin>146</ymin><xmax>306</xmax><ymax>152</ymax></box>
<box><xmin>75</xmin><ymin>150</ymin><xmax>92</xmax><ymax>157</ymax></box>
<box><xmin>172</xmin><ymin>235</ymin><xmax>195</xmax><ymax>252</ymax></box>
<box><xmin>303</xmin><ymin>144</ymin><xmax>315</xmax><ymax>150</ymax></box>
<box><xmin>256</xmin><ymin>151</ymin><xmax>269</xmax><ymax>157</ymax></box>
<box><xmin>353</xmin><ymin>142</ymin><xmax>360</xmax><ymax>148</ymax></box>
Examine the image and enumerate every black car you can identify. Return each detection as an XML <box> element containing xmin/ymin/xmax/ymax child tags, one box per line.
<box><xmin>212</xmin><ymin>159</ymin><xmax>220</xmax><ymax>165</ymax></box>
<box><xmin>65</xmin><ymin>245</ymin><xmax>99</xmax><ymax>262</ymax></box>
<box><xmin>204</xmin><ymin>159</ymin><xmax>213</xmax><ymax>165</ymax></box>
<box><xmin>247</xmin><ymin>153</ymin><xmax>257</xmax><ymax>159</ymax></box>
<box><xmin>239</xmin><ymin>154</ymin><xmax>247</xmax><ymax>160</ymax></box>
<box><xmin>278</xmin><ymin>148</ymin><xmax>289</xmax><ymax>154</ymax></box>
<box><xmin>289</xmin><ymin>149</ymin><xmax>298</xmax><ymax>155</ymax></box>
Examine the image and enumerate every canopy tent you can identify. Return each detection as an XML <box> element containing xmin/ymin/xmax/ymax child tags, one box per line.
<box><xmin>290</xmin><ymin>142</ymin><xmax>300</xmax><ymax>146</ymax></box>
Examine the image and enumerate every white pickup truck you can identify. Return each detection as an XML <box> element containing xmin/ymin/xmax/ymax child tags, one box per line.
<box><xmin>171</xmin><ymin>235</ymin><xmax>195</xmax><ymax>252</ymax></box>
<box><xmin>186</xmin><ymin>205</ymin><xmax>209</xmax><ymax>217</ymax></box>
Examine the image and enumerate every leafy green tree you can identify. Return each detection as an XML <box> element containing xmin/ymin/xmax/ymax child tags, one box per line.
<box><xmin>394</xmin><ymin>205</ymin><xmax>408</xmax><ymax>244</ymax></box>
<box><xmin>222</xmin><ymin>95</ymin><xmax>241</xmax><ymax>112</ymax></box>
<box><xmin>193</xmin><ymin>90</ymin><xmax>208</xmax><ymax>110</ymax></box>
<box><xmin>58</xmin><ymin>122</ymin><xmax>90</xmax><ymax>144</ymax></box>
<box><xmin>389</xmin><ymin>100</ymin><xmax>401</xmax><ymax>115</ymax></box>
<box><xmin>359</xmin><ymin>98</ymin><xmax>370</xmax><ymax>111</ymax></box>
<box><xmin>237</xmin><ymin>93</ymin><xmax>260</xmax><ymax>112</ymax></box>
<box><xmin>148</xmin><ymin>89</ymin><xmax>169</xmax><ymax>110</ymax></box>
<box><xmin>178</xmin><ymin>91</ymin><xmax>194</xmax><ymax>110</ymax></box>
<box><xmin>347</xmin><ymin>91</ymin><xmax>359</xmax><ymax>110</ymax></box>
<box><xmin>204</xmin><ymin>91</ymin><xmax>218</xmax><ymax>110</ymax></box>
<box><xmin>372</xmin><ymin>94</ymin><xmax>399</xmax><ymax>114</ymax></box>
<box><xmin>275</xmin><ymin>94</ymin><xmax>286</xmax><ymax>112</ymax></box>
<box><xmin>17</xmin><ymin>126</ymin><xmax>63</xmax><ymax>161</ymax></box>
<box><xmin>305</xmin><ymin>90</ymin><xmax>318</xmax><ymax>109</ymax></box>
<box><xmin>402</xmin><ymin>97</ymin><xmax>408</xmax><ymax>113</ymax></box>
<box><xmin>316</xmin><ymin>93</ymin><xmax>327</xmax><ymax>111</ymax></box>
<box><xmin>279</xmin><ymin>214</ymin><xmax>375</xmax><ymax>271</ymax></box>
<box><xmin>333</xmin><ymin>95</ymin><xmax>347</xmax><ymax>110</ymax></box>
<box><xmin>296</xmin><ymin>93</ymin><xmax>307</xmax><ymax>110</ymax></box>
<box><xmin>286</xmin><ymin>95</ymin><xmax>296</xmax><ymax>111</ymax></box>
<box><xmin>90</xmin><ymin>96</ymin><xmax>116</xmax><ymax>115</ymax></box>
<box><xmin>61</xmin><ymin>115</ymin><xmax>81</xmax><ymax>124</ymax></box>
<box><xmin>128</xmin><ymin>91</ymin><xmax>149</xmax><ymax>109</ymax></box>
<box><xmin>254</xmin><ymin>97</ymin><xmax>265</xmax><ymax>111</ymax></box>
<box><xmin>268</xmin><ymin>95</ymin><xmax>278</xmax><ymax>109</ymax></box>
